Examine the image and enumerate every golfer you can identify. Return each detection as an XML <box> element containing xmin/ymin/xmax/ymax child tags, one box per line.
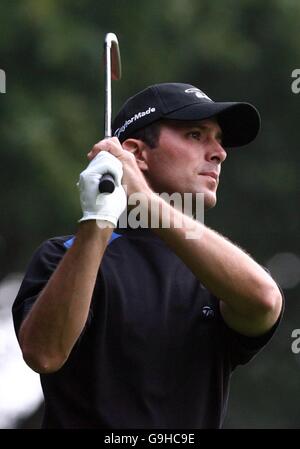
<box><xmin>13</xmin><ymin>83</ymin><xmax>283</xmax><ymax>428</ymax></box>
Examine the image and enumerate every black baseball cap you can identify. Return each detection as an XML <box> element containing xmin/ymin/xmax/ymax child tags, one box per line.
<box><xmin>112</xmin><ymin>83</ymin><xmax>260</xmax><ymax>147</ymax></box>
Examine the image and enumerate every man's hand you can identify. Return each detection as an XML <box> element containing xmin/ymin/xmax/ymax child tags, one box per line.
<box><xmin>78</xmin><ymin>151</ymin><xmax>127</xmax><ymax>227</ymax></box>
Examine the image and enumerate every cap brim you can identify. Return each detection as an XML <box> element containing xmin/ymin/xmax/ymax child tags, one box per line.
<box><xmin>165</xmin><ymin>101</ymin><xmax>260</xmax><ymax>147</ymax></box>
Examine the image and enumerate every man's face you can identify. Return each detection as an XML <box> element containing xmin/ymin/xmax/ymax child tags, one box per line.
<box><xmin>143</xmin><ymin>118</ymin><xmax>227</xmax><ymax>209</ymax></box>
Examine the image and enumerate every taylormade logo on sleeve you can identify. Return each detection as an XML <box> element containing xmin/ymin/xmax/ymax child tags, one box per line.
<box><xmin>115</xmin><ymin>107</ymin><xmax>156</xmax><ymax>137</ymax></box>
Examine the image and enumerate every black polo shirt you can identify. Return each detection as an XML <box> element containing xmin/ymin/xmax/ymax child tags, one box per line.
<box><xmin>12</xmin><ymin>229</ymin><xmax>282</xmax><ymax>428</ymax></box>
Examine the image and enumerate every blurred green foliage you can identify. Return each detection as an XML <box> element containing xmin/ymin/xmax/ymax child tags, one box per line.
<box><xmin>1</xmin><ymin>0</ymin><xmax>299</xmax><ymax>428</ymax></box>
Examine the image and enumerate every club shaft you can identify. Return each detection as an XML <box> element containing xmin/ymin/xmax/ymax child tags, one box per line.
<box><xmin>99</xmin><ymin>33</ymin><xmax>121</xmax><ymax>194</ymax></box>
<box><xmin>105</xmin><ymin>40</ymin><xmax>112</xmax><ymax>138</ymax></box>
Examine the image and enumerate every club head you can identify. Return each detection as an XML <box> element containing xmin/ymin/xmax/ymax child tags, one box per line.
<box><xmin>104</xmin><ymin>33</ymin><xmax>122</xmax><ymax>81</ymax></box>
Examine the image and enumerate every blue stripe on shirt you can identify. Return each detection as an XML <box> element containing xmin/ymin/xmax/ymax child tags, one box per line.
<box><xmin>63</xmin><ymin>232</ymin><xmax>122</xmax><ymax>249</ymax></box>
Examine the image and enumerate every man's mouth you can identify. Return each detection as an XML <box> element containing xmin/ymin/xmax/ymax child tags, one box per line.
<box><xmin>199</xmin><ymin>171</ymin><xmax>219</xmax><ymax>182</ymax></box>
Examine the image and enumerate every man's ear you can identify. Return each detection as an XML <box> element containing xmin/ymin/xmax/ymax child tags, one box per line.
<box><xmin>122</xmin><ymin>138</ymin><xmax>149</xmax><ymax>172</ymax></box>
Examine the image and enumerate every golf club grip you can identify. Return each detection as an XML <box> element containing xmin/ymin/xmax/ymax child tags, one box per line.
<box><xmin>99</xmin><ymin>173</ymin><xmax>116</xmax><ymax>193</ymax></box>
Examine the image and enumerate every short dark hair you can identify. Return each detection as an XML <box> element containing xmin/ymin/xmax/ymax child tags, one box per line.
<box><xmin>127</xmin><ymin>120</ymin><xmax>162</xmax><ymax>148</ymax></box>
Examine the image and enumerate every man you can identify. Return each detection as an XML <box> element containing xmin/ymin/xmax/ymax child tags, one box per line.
<box><xmin>13</xmin><ymin>83</ymin><xmax>283</xmax><ymax>428</ymax></box>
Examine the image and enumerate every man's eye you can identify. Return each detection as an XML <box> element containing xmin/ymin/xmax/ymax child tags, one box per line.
<box><xmin>188</xmin><ymin>131</ymin><xmax>201</xmax><ymax>140</ymax></box>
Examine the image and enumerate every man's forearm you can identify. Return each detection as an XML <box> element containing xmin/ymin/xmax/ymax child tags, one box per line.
<box><xmin>19</xmin><ymin>221</ymin><xmax>112</xmax><ymax>373</ymax></box>
<box><xmin>150</xmin><ymin>194</ymin><xmax>281</xmax><ymax>320</ymax></box>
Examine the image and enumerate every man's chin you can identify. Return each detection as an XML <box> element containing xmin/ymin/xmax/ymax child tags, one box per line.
<box><xmin>190</xmin><ymin>191</ymin><xmax>216</xmax><ymax>217</ymax></box>
<box><xmin>203</xmin><ymin>192</ymin><xmax>217</xmax><ymax>210</ymax></box>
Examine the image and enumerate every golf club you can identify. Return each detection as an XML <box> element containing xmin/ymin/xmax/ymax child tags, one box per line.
<box><xmin>98</xmin><ymin>32</ymin><xmax>122</xmax><ymax>194</ymax></box>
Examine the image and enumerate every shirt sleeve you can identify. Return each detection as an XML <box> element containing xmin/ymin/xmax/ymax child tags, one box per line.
<box><xmin>12</xmin><ymin>237</ymin><xmax>68</xmax><ymax>340</ymax></box>
<box><xmin>219</xmin><ymin>285</ymin><xmax>285</xmax><ymax>371</ymax></box>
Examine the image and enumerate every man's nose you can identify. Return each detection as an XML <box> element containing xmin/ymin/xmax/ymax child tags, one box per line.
<box><xmin>205</xmin><ymin>139</ymin><xmax>227</xmax><ymax>164</ymax></box>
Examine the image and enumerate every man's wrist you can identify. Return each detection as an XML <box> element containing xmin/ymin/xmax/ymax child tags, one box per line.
<box><xmin>77</xmin><ymin>220</ymin><xmax>113</xmax><ymax>243</ymax></box>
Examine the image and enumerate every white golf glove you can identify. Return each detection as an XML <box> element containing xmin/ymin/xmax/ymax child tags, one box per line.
<box><xmin>78</xmin><ymin>151</ymin><xmax>127</xmax><ymax>227</ymax></box>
